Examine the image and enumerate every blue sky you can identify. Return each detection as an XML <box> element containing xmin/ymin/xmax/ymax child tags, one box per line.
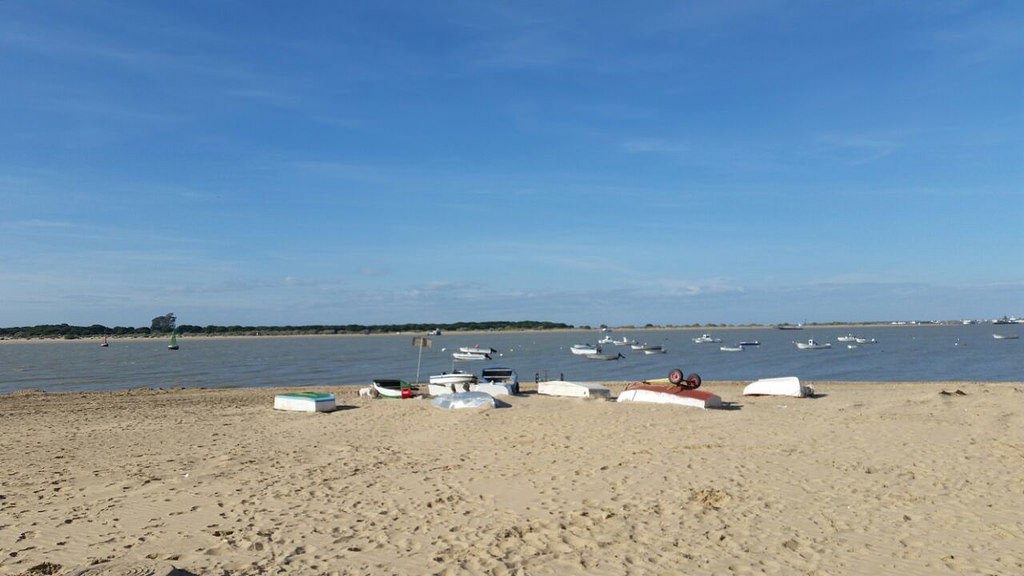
<box><xmin>2</xmin><ymin>1</ymin><xmax>1022</xmax><ymax>328</ymax></box>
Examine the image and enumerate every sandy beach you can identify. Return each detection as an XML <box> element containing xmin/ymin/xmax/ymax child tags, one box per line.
<box><xmin>1</xmin><ymin>381</ymin><xmax>1022</xmax><ymax>575</ymax></box>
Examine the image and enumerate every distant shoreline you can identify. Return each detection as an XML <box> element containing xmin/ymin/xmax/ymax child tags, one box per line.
<box><xmin>0</xmin><ymin>322</ymin><xmax>963</xmax><ymax>344</ymax></box>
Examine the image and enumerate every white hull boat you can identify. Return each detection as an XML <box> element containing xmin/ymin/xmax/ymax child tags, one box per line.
<box><xmin>431</xmin><ymin>391</ymin><xmax>496</xmax><ymax>410</ymax></box>
<box><xmin>742</xmin><ymin>376</ymin><xmax>814</xmax><ymax>397</ymax></box>
<box><xmin>794</xmin><ymin>339</ymin><xmax>831</xmax><ymax>350</ymax></box>
<box><xmin>692</xmin><ymin>334</ymin><xmax>722</xmax><ymax>344</ymax></box>
<box><xmin>370</xmin><ymin>379</ymin><xmax>417</xmax><ymax>399</ymax></box>
<box><xmin>428</xmin><ymin>371</ymin><xmax>477</xmax><ymax>395</ymax></box>
<box><xmin>537</xmin><ymin>380</ymin><xmax>611</xmax><ymax>399</ymax></box>
<box><xmin>720</xmin><ymin>345</ymin><xmax>743</xmax><ymax>352</ymax></box>
<box><xmin>479</xmin><ymin>367</ymin><xmax>520</xmax><ymax>395</ymax></box>
<box><xmin>570</xmin><ymin>344</ymin><xmax>601</xmax><ymax>355</ymax></box>
<box><xmin>586</xmin><ymin>352</ymin><xmax>625</xmax><ymax>360</ymax></box>
<box><xmin>993</xmin><ymin>333</ymin><xmax>1019</xmax><ymax>340</ymax></box>
<box><xmin>459</xmin><ymin>345</ymin><xmax>497</xmax><ymax>355</ymax></box>
<box><xmin>453</xmin><ymin>352</ymin><xmax>491</xmax><ymax>361</ymax></box>
<box><xmin>612</xmin><ymin>336</ymin><xmax>637</xmax><ymax>346</ymax></box>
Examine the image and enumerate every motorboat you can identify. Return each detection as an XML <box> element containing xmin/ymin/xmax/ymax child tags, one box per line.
<box><xmin>612</xmin><ymin>336</ymin><xmax>637</xmax><ymax>346</ymax></box>
<box><xmin>794</xmin><ymin>339</ymin><xmax>831</xmax><ymax>350</ymax></box>
<box><xmin>479</xmin><ymin>367</ymin><xmax>520</xmax><ymax>394</ymax></box>
<box><xmin>570</xmin><ymin>344</ymin><xmax>601</xmax><ymax>355</ymax></box>
<box><xmin>719</xmin><ymin>345</ymin><xmax>743</xmax><ymax>352</ymax></box>
<box><xmin>636</xmin><ymin>343</ymin><xmax>664</xmax><ymax>353</ymax></box>
<box><xmin>452</xmin><ymin>351</ymin><xmax>491</xmax><ymax>361</ymax></box>
<box><xmin>598</xmin><ymin>334</ymin><xmax>615</xmax><ymax>345</ymax></box>
<box><xmin>370</xmin><ymin>379</ymin><xmax>418</xmax><ymax>399</ymax></box>
<box><xmin>739</xmin><ymin>341</ymin><xmax>760</xmax><ymax>346</ymax></box>
<box><xmin>836</xmin><ymin>334</ymin><xmax>858</xmax><ymax>342</ymax></box>
<box><xmin>692</xmin><ymin>334</ymin><xmax>722</xmax><ymax>344</ymax></box>
<box><xmin>993</xmin><ymin>333</ymin><xmax>1019</xmax><ymax>340</ymax></box>
<box><xmin>459</xmin><ymin>345</ymin><xmax>497</xmax><ymax>355</ymax></box>
<box><xmin>854</xmin><ymin>337</ymin><xmax>877</xmax><ymax>344</ymax></box>
<box><xmin>427</xmin><ymin>371</ymin><xmax>477</xmax><ymax>395</ymax></box>
<box><xmin>586</xmin><ymin>352</ymin><xmax>625</xmax><ymax>360</ymax></box>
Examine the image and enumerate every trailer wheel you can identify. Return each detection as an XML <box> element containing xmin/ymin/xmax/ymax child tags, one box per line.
<box><xmin>684</xmin><ymin>373</ymin><xmax>702</xmax><ymax>390</ymax></box>
<box><xmin>668</xmin><ymin>369</ymin><xmax>685</xmax><ymax>385</ymax></box>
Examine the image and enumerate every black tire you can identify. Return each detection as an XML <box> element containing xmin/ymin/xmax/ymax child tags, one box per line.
<box><xmin>668</xmin><ymin>368</ymin><xmax>685</xmax><ymax>385</ymax></box>
<box><xmin>684</xmin><ymin>373</ymin><xmax>702</xmax><ymax>390</ymax></box>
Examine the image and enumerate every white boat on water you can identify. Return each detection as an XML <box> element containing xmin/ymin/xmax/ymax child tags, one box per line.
<box><xmin>795</xmin><ymin>339</ymin><xmax>831</xmax><ymax>350</ymax></box>
<box><xmin>586</xmin><ymin>352</ymin><xmax>625</xmax><ymax>360</ymax></box>
<box><xmin>612</xmin><ymin>336</ymin><xmax>637</xmax><ymax>346</ymax></box>
<box><xmin>836</xmin><ymin>334</ymin><xmax>858</xmax><ymax>342</ymax></box>
<box><xmin>570</xmin><ymin>344</ymin><xmax>601</xmax><ymax>355</ymax></box>
<box><xmin>692</xmin><ymin>334</ymin><xmax>722</xmax><ymax>344</ymax></box>
<box><xmin>854</xmin><ymin>337</ymin><xmax>877</xmax><ymax>344</ymax></box>
<box><xmin>720</xmin><ymin>345</ymin><xmax>743</xmax><ymax>352</ymax></box>
<box><xmin>452</xmin><ymin>351</ymin><xmax>491</xmax><ymax>361</ymax></box>
<box><xmin>993</xmin><ymin>333</ymin><xmax>1019</xmax><ymax>340</ymax></box>
<box><xmin>598</xmin><ymin>334</ymin><xmax>615</xmax><ymax>345</ymax></box>
<box><xmin>642</xmin><ymin>347</ymin><xmax>666</xmax><ymax>355</ymax></box>
<box><xmin>459</xmin><ymin>345</ymin><xmax>496</xmax><ymax>355</ymax></box>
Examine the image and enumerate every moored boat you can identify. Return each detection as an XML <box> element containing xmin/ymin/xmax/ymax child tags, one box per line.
<box><xmin>720</xmin><ymin>345</ymin><xmax>743</xmax><ymax>352</ymax></box>
<box><xmin>692</xmin><ymin>334</ymin><xmax>722</xmax><ymax>344</ymax></box>
<box><xmin>570</xmin><ymin>344</ymin><xmax>601</xmax><ymax>355</ymax></box>
<box><xmin>794</xmin><ymin>339</ymin><xmax>831</xmax><ymax>350</ymax></box>
<box><xmin>586</xmin><ymin>352</ymin><xmax>625</xmax><ymax>360</ymax></box>
<box><xmin>453</xmin><ymin>351</ymin><xmax>491</xmax><ymax>361</ymax></box>
<box><xmin>993</xmin><ymin>333</ymin><xmax>1019</xmax><ymax>340</ymax></box>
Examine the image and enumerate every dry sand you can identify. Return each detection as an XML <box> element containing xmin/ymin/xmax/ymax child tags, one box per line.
<box><xmin>1</xmin><ymin>381</ymin><xmax>1022</xmax><ymax>575</ymax></box>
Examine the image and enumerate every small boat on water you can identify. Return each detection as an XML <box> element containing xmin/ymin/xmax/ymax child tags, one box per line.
<box><xmin>836</xmin><ymin>334</ymin><xmax>858</xmax><ymax>342</ymax></box>
<box><xmin>100</xmin><ymin>335</ymin><xmax>109</xmax><ymax>347</ymax></box>
<box><xmin>452</xmin><ymin>351</ymin><xmax>491</xmax><ymax>361</ymax></box>
<box><xmin>854</xmin><ymin>337</ymin><xmax>877</xmax><ymax>344</ymax></box>
<box><xmin>598</xmin><ymin>334</ymin><xmax>615</xmax><ymax>345</ymax></box>
<box><xmin>370</xmin><ymin>379</ymin><xmax>417</xmax><ymax>399</ymax></box>
<box><xmin>794</xmin><ymin>339</ymin><xmax>831</xmax><ymax>350</ymax></box>
<box><xmin>570</xmin><ymin>344</ymin><xmax>601</xmax><ymax>355</ymax></box>
<box><xmin>459</xmin><ymin>345</ymin><xmax>497</xmax><ymax>355</ymax></box>
<box><xmin>167</xmin><ymin>332</ymin><xmax>179</xmax><ymax>350</ymax></box>
<box><xmin>739</xmin><ymin>341</ymin><xmax>760</xmax><ymax>347</ymax></box>
<box><xmin>692</xmin><ymin>334</ymin><xmax>722</xmax><ymax>344</ymax></box>
<box><xmin>642</xmin><ymin>348</ymin><xmax>666</xmax><ymax>355</ymax></box>
<box><xmin>586</xmin><ymin>352</ymin><xmax>625</xmax><ymax>361</ymax></box>
<box><xmin>720</xmin><ymin>345</ymin><xmax>743</xmax><ymax>352</ymax></box>
<box><xmin>612</xmin><ymin>336</ymin><xmax>637</xmax><ymax>346</ymax></box>
<box><xmin>993</xmin><ymin>333</ymin><xmax>1019</xmax><ymax>340</ymax></box>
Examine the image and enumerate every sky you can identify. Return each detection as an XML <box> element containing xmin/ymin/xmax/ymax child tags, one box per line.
<box><xmin>2</xmin><ymin>1</ymin><xmax>1022</xmax><ymax>328</ymax></box>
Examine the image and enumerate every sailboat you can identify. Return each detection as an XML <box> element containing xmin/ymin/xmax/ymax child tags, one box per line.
<box><xmin>168</xmin><ymin>332</ymin><xmax>179</xmax><ymax>350</ymax></box>
<box><xmin>101</xmin><ymin>335</ymin><xmax>109</xmax><ymax>347</ymax></box>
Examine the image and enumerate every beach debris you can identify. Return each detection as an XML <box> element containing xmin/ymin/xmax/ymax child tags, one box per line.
<box><xmin>939</xmin><ymin>389</ymin><xmax>967</xmax><ymax>396</ymax></box>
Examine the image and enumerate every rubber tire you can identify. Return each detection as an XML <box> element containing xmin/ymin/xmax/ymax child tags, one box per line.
<box><xmin>668</xmin><ymin>369</ymin><xmax>685</xmax><ymax>385</ymax></box>
<box><xmin>684</xmin><ymin>373</ymin><xmax>702</xmax><ymax>390</ymax></box>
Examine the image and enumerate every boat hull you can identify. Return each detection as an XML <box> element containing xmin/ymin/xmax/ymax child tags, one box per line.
<box><xmin>616</xmin><ymin>384</ymin><xmax>721</xmax><ymax>409</ymax></box>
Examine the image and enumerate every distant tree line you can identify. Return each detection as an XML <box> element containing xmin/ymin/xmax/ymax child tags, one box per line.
<box><xmin>0</xmin><ymin>320</ymin><xmax>575</xmax><ymax>340</ymax></box>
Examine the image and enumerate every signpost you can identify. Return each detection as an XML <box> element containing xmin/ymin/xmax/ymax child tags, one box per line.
<box><xmin>412</xmin><ymin>337</ymin><xmax>432</xmax><ymax>384</ymax></box>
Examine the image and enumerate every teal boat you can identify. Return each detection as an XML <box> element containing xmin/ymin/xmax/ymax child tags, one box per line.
<box><xmin>168</xmin><ymin>332</ymin><xmax>179</xmax><ymax>350</ymax></box>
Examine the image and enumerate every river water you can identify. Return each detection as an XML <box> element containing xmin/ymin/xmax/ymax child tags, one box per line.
<box><xmin>1</xmin><ymin>324</ymin><xmax>1021</xmax><ymax>394</ymax></box>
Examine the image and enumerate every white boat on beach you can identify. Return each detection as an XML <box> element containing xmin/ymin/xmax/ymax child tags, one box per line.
<box><xmin>794</xmin><ymin>339</ymin><xmax>831</xmax><ymax>350</ymax></box>
<box><xmin>479</xmin><ymin>367</ymin><xmax>520</xmax><ymax>395</ymax></box>
<box><xmin>570</xmin><ymin>344</ymin><xmax>601</xmax><ymax>355</ymax></box>
<box><xmin>427</xmin><ymin>371</ymin><xmax>478</xmax><ymax>395</ymax></box>
<box><xmin>537</xmin><ymin>380</ymin><xmax>611</xmax><ymax>399</ymax></box>
<box><xmin>692</xmin><ymin>334</ymin><xmax>722</xmax><ymax>344</ymax></box>
<box><xmin>370</xmin><ymin>379</ymin><xmax>417</xmax><ymax>399</ymax></box>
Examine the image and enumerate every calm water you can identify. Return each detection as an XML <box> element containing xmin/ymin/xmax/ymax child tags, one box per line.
<box><xmin>1</xmin><ymin>325</ymin><xmax>1021</xmax><ymax>394</ymax></box>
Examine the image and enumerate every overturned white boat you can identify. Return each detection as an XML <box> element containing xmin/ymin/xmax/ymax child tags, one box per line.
<box><xmin>430</xmin><ymin>391</ymin><xmax>497</xmax><ymax>410</ymax></box>
<box><xmin>742</xmin><ymin>376</ymin><xmax>814</xmax><ymax>397</ymax></box>
<box><xmin>537</xmin><ymin>380</ymin><xmax>611</xmax><ymax>399</ymax></box>
<box><xmin>616</xmin><ymin>381</ymin><xmax>721</xmax><ymax>409</ymax></box>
